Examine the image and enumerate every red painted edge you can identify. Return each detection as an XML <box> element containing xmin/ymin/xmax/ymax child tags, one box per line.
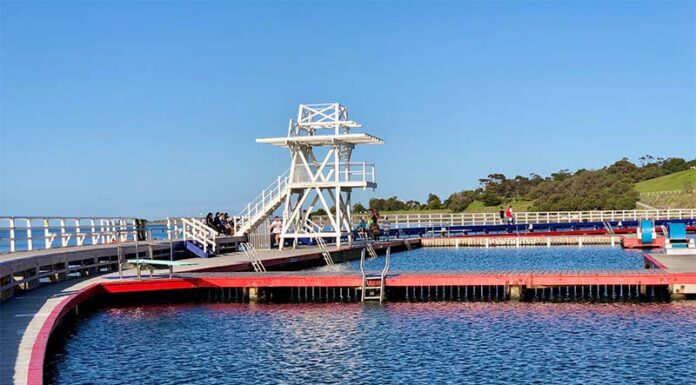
<box><xmin>27</xmin><ymin>283</ymin><xmax>104</xmax><ymax>385</ymax></box>
<box><xmin>23</xmin><ymin>267</ymin><xmax>696</xmax><ymax>384</ymax></box>
<box><xmin>434</xmin><ymin>225</ymin><xmax>696</xmax><ymax>239</ymax></box>
<box><xmin>621</xmin><ymin>237</ymin><xmax>666</xmax><ymax>249</ymax></box>
<box><xmin>643</xmin><ymin>253</ymin><xmax>668</xmax><ymax>269</ymax></box>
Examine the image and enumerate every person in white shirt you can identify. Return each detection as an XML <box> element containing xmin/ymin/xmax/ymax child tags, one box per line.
<box><xmin>270</xmin><ymin>216</ymin><xmax>283</xmax><ymax>248</ymax></box>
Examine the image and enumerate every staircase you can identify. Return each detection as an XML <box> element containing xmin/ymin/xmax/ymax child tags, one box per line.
<box><xmin>182</xmin><ymin>218</ymin><xmax>217</xmax><ymax>257</ymax></box>
<box><xmin>360</xmin><ymin>246</ymin><xmax>391</xmax><ymax>303</ymax></box>
<box><xmin>241</xmin><ymin>242</ymin><xmax>267</xmax><ymax>272</ymax></box>
<box><xmin>234</xmin><ymin>170</ymin><xmax>290</xmax><ymax>236</ymax></box>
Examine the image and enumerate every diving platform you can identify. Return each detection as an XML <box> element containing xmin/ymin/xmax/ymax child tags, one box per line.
<box><xmin>256</xmin><ymin>132</ymin><xmax>383</xmax><ymax>146</ymax></box>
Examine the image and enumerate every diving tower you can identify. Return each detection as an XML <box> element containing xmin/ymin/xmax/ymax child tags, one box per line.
<box><xmin>234</xmin><ymin>103</ymin><xmax>383</xmax><ymax>248</ymax></box>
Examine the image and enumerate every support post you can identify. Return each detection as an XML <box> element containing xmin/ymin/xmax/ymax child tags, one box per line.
<box><xmin>509</xmin><ymin>285</ymin><xmax>522</xmax><ymax>301</ymax></box>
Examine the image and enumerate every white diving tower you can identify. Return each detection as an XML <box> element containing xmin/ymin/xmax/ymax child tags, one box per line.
<box><xmin>234</xmin><ymin>103</ymin><xmax>383</xmax><ymax>248</ymax></box>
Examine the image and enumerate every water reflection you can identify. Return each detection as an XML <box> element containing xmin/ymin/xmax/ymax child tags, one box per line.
<box><xmin>48</xmin><ymin>301</ymin><xmax>696</xmax><ymax>385</ymax></box>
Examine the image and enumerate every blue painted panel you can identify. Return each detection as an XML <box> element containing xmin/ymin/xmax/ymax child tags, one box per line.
<box><xmin>668</xmin><ymin>223</ymin><xmax>687</xmax><ymax>240</ymax></box>
<box><xmin>640</xmin><ymin>220</ymin><xmax>654</xmax><ymax>243</ymax></box>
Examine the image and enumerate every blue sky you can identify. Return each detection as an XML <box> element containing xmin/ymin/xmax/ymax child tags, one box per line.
<box><xmin>1</xmin><ymin>1</ymin><xmax>694</xmax><ymax>219</ymax></box>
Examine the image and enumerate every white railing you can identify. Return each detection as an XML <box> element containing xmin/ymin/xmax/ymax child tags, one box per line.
<box><xmin>640</xmin><ymin>190</ymin><xmax>692</xmax><ymax>196</ymax></box>
<box><xmin>337</xmin><ymin>162</ymin><xmax>376</xmax><ymax>184</ymax></box>
<box><xmin>349</xmin><ymin>209</ymin><xmax>696</xmax><ymax>229</ymax></box>
<box><xmin>234</xmin><ymin>169</ymin><xmax>291</xmax><ymax>235</ymax></box>
<box><xmin>291</xmin><ymin>162</ymin><xmax>376</xmax><ymax>184</ymax></box>
<box><xmin>181</xmin><ymin>217</ymin><xmax>217</xmax><ymax>253</ymax></box>
<box><xmin>0</xmin><ymin>216</ymin><xmax>138</xmax><ymax>254</ymax></box>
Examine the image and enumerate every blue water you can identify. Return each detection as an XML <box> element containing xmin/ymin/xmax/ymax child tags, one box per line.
<box><xmin>47</xmin><ymin>301</ymin><xmax>696</xmax><ymax>385</ymax></box>
<box><xmin>317</xmin><ymin>246</ymin><xmax>645</xmax><ymax>272</ymax></box>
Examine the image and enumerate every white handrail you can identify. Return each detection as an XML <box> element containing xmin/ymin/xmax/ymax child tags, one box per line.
<box><xmin>348</xmin><ymin>209</ymin><xmax>696</xmax><ymax>229</ymax></box>
<box><xmin>0</xmin><ymin>216</ymin><xmax>139</xmax><ymax>254</ymax></box>
<box><xmin>233</xmin><ymin>169</ymin><xmax>291</xmax><ymax>233</ymax></box>
<box><xmin>182</xmin><ymin>217</ymin><xmax>217</xmax><ymax>253</ymax></box>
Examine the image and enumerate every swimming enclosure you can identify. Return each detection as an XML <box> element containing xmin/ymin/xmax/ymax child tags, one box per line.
<box><xmin>46</xmin><ymin>301</ymin><xmax>696</xmax><ymax>385</ymax></box>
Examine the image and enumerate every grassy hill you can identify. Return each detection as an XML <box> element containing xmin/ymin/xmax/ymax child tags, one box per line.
<box><xmin>464</xmin><ymin>200</ymin><xmax>533</xmax><ymax>213</ymax></box>
<box><xmin>635</xmin><ymin>169</ymin><xmax>696</xmax><ymax>193</ymax></box>
<box><xmin>636</xmin><ymin>169</ymin><xmax>696</xmax><ymax>209</ymax></box>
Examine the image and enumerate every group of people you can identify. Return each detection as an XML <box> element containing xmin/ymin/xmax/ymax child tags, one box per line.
<box><xmin>498</xmin><ymin>206</ymin><xmax>515</xmax><ymax>225</ymax></box>
<box><xmin>205</xmin><ymin>212</ymin><xmax>236</xmax><ymax>235</ymax></box>
<box><xmin>357</xmin><ymin>208</ymin><xmax>381</xmax><ymax>240</ymax></box>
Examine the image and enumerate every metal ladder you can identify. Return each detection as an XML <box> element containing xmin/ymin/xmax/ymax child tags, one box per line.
<box><xmin>241</xmin><ymin>242</ymin><xmax>266</xmax><ymax>273</ymax></box>
<box><xmin>603</xmin><ymin>221</ymin><xmax>615</xmax><ymax>235</ymax></box>
<box><xmin>360</xmin><ymin>246</ymin><xmax>391</xmax><ymax>303</ymax></box>
<box><xmin>365</xmin><ymin>242</ymin><xmax>378</xmax><ymax>259</ymax></box>
<box><xmin>315</xmin><ymin>236</ymin><xmax>334</xmax><ymax>265</ymax></box>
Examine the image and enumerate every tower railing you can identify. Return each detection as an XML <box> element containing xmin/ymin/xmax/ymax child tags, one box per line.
<box><xmin>291</xmin><ymin>162</ymin><xmax>376</xmax><ymax>184</ymax></box>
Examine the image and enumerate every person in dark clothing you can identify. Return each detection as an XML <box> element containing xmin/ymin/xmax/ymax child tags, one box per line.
<box><xmin>213</xmin><ymin>212</ymin><xmax>222</xmax><ymax>233</ymax></box>
<box><xmin>370</xmin><ymin>208</ymin><xmax>380</xmax><ymax>226</ymax></box>
<box><xmin>205</xmin><ymin>213</ymin><xmax>215</xmax><ymax>229</ymax></box>
<box><xmin>135</xmin><ymin>218</ymin><xmax>147</xmax><ymax>241</ymax></box>
<box><xmin>498</xmin><ymin>207</ymin><xmax>505</xmax><ymax>225</ymax></box>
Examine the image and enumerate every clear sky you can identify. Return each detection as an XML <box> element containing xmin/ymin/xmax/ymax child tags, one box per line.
<box><xmin>1</xmin><ymin>0</ymin><xmax>694</xmax><ymax>219</ymax></box>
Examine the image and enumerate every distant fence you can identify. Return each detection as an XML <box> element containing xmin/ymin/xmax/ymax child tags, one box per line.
<box><xmin>639</xmin><ymin>190</ymin><xmax>693</xmax><ymax>196</ymax></box>
<box><xmin>0</xmin><ymin>217</ymin><xmax>140</xmax><ymax>254</ymax></box>
<box><xmin>347</xmin><ymin>209</ymin><xmax>696</xmax><ymax>229</ymax></box>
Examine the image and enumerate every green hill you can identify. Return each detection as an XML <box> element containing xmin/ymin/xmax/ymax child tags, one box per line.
<box><xmin>635</xmin><ymin>169</ymin><xmax>696</xmax><ymax>193</ymax></box>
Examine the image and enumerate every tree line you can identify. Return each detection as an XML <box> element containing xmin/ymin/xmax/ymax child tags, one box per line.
<box><xmin>359</xmin><ymin>156</ymin><xmax>695</xmax><ymax>213</ymax></box>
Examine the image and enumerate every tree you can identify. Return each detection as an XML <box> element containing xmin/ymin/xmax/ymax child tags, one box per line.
<box><xmin>661</xmin><ymin>158</ymin><xmax>688</xmax><ymax>174</ymax></box>
<box><xmin>369</xmin><ymin>198</ymin><xmax>386</xmax><ymax>211</ymax></box>
<box><xmin>445</xmin><ymin>190</ymin><xmax>478</xmax><ymax>212</ymax></box>
<box><xmin>530</xmin><ymin>170</ymin><xmax>639</xmax><ymax>211</ymax></box>
<box><xmin>426</xmin><ymin>193</ymin><xmax>442</xmax><ymax>209</ymax></box>
<box><xmin>551</xmin><ymin>169</ymin><xmax>572</xmax><ymax>181</ymax></box>
<box><xmin>479</xmin><ymin>189</ymin><xmax>502</xmax><ymax>206</ymax></box>
<box><xmin>353</xmin><ymin>202</ymin><xmax>367</xmax><ymax>213</ymax></box>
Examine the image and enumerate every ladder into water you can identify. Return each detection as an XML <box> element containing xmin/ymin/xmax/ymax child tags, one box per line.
<box><xmin>241</xmin><ymin>242</ymin><xmax>267</xmax><ymax>273</ymax></box>
<box><xmin>365</xmin><ymin>242</ymin><xmax>378</xmax><ymax>259</ymax></box>
<box><xmin>315</xmin><ymin>236</ymin><xmax>334</xmax><ymax>265</ymax></box>
<box><xmin>360</xmin><ymin>246</ymin><xmax>391</xmax><ymax>303</ymax></box>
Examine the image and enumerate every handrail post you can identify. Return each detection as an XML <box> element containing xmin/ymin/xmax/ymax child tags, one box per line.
<box><xmin>44</xmin><ymin>218</ymin><xmax>51</xmax><ymax>249</ymax></box>
<box><xmin>26</xmin><ymin>219</ymin><xmax>33</xmax><ymax>251</ymax></box>
<box><xmin>75</xmin><ymin>219</ymin><xmax>82</xmax><ymax>246</ymax></box>
<box><xmin>9</xmin><ymin>218</ymin><xmax>15</xmax><ymax>252</ymax></box>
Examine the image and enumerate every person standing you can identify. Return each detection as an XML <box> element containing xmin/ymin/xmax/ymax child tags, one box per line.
<box><xmin>505</xmin><ymin>206</ymin><xmax>514</xmax><ymax>225</ymax></box>
<box><xmin>270</xmin><ymin>216</ymin><xmax>283</xmax><ymax>248</ymax></box>
<box><xmin>498</xmin><ymin>207</ymin><xmax>505</xmax><ymax>225</ymax></box>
